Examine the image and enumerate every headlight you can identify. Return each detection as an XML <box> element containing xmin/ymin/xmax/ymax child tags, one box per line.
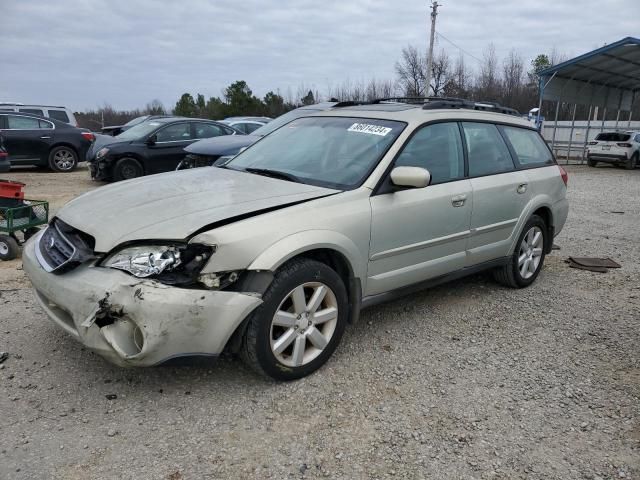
<box><xmin>96</xmin><ymin>147</ymin><xmax>109</xmax><ymax>159</ymax></box>
<box><xmin>101</xmin><ymin>243</ymin><xmax>214</xmax><ymax>285</ymax></box>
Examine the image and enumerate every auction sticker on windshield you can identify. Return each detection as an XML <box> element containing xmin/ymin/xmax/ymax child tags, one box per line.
<box><xmin>347</xmin><ymin>123</ymin><xmax>393</xmax><ymax>136</ymax></box>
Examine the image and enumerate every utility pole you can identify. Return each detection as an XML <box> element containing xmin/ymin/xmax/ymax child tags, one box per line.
<box><xmin>425</xmin><ymin>1</ymin><xmax>440</xmax><ymax>97</ymax></box>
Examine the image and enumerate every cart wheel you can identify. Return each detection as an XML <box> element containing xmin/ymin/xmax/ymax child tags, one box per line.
<box><xmin>23</xmin><ymin>227</ymin><xmax>41</xmax><ymax>241</ymax></box>
<box><xmin>0</xmin><ymin>235</ymin><xmax>19</xmax><ymax>261</ymax></box>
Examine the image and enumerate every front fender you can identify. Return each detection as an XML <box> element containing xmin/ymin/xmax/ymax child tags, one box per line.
<box><xmin>248</xmin><ymin>230</ymin><xmax>367</xmax><ymax>282</ymax></box>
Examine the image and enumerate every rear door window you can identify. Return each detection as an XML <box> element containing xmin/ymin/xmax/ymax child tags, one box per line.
<box><xmin>232</xmin><ymin>123</ymin><xmax>248</xmax><ymax>134</ymax></box>
<box><xmin>193</xmin><ymin>123</ymin><xmax>225</xmax><ymax>139</ymax></box>
<box><xmin>245</xmin><ymin>122</ymin><xmax>262</xmax><ymax>133</ymax></box>
<box><xmin>7</xmin><ymin>115</ymin><xmax>41</xmax><ymax>129</ymax></box>
<box><xmin>462</xmin><ymin>122</ymin><xmax>515</xmax><ymax>177</ymax></box>
<box><xmin>155</xmin><ymin>123</ymin><xmax>192</xmax><ymax>142</ymax></box>
<box><xmin>499</xmin><ymin>126</ymin><xmax>553</xmax><ymax>167</ymax></box>
<box><xmin>19</xmin><ymin>108</ymin><xmax>44</xmax><ymax>116</ymax></box>
<box><xmin>47</xmin><ymin>110</ymin><xmax>70</xmax><ymax>123</ymax></box>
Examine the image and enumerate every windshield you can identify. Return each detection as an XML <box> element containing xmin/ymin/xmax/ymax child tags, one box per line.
<box><xmin>115</xmin><ymin>121</ymin><xmax>162</xmax><ymax>140</ymax></box>
<box><xmin>251</xmin><ymin>108</ymin><xmax>323</xmax><ymax>137</ymax></box>
<box><xmin>227</xmin><ymin>116</ymin><xmax>405</xmax><ymax>189</ymax></box>
<box><xmin>124</xmin><ymin>115</ymin><xmax>149</xmax><ymax>127</ymax></box>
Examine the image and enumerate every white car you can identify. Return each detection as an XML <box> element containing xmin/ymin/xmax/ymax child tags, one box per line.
<box><xmin>0</xmin><ymin>103</ymin><xmax>78</xmax><ymax>126</ymax></box>
<box><xmin>23</xmin><ymin>99</ymin><xmax>569</xmax><ymax>380</ymax></box>
<box><xmin>587</xmin><ymin>131</ymin><xmax>640</xmax><ymax>169</ymax></box>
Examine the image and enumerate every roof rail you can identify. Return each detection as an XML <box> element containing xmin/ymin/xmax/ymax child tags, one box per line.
<box><xmin>422</xmin><ymin>97</ymin><xmax>520</xmax><ymax>116</ymax></box>
<box><xmin>372</xmin><ymin>97</ymin><xmax>431</xmax><ymax>104</ymax></box>
<box><xmin>332</xmin><ymin>100</ymin><xmax>371</xmax><ymax>108</ymax></box>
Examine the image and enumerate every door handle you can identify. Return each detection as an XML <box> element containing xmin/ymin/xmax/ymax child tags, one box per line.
<box><xmin>40</xmin><ymin>136</ymin><xmax>51</xmax><ymax>139</ymax></box>
<box><xmin>517</xmin><ymin>183</ymin><xmax>528</xmax><ymax>194</ymax></box>
<box><xmin>451</xmin><ymin>194</ymin><xmax>467</xmax><ymax>207</ymax></box>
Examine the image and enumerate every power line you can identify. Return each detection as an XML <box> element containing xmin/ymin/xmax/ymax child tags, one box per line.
<box><xmin>435</xmin><ymin>30</ymin><xmax>483</xmax><ymax>64</ymax></box>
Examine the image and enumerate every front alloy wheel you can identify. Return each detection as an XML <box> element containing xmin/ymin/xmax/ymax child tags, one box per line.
<box><xmin>270</xmin><ymin>282</ymin><xmax>339</xmax><ymax>368</ymax></box>
<box><xmin>241</xmin><ymin>258</ymin><xmax>348</xmax><ymax>380</ymax></box>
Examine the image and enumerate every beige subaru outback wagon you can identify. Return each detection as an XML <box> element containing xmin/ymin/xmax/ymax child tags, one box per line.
<box><xmin>23</xmin><ymin>99</ymin><xmax>569</xmax><ymax>380</ymax></box>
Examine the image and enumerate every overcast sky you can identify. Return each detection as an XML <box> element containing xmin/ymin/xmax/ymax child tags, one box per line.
<box><xmin>1</xmin><ymin>0</ymin><xmax>636</xmax><ymax>111</ymax></box>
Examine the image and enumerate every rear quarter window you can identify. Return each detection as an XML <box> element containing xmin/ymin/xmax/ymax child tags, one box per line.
<box><xmin>500</xmin><ymin>126</ymin><xmax>554</xmax><ymax>168</ymax></box>
<box><xmin>47</xmin><ymin>110</ymin><xmax>70</xmax><ymax>123</ymax></box>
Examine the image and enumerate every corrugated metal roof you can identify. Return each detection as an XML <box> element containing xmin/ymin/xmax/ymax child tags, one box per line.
<box><xmin>539</xmin><ymin>37</ymin><xmax>640</xmax><ymax>90</ymax></box>
<box><xmin>538</xmin><ymin>37</ymin><xmax>640</xmax><ymax>109</ymax></box>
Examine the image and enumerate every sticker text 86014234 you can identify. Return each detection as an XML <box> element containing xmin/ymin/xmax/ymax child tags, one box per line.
<box><xmin>347</xmin><ymin>123</ymin><xmax>392</xmax><ymax>136</ymax></box>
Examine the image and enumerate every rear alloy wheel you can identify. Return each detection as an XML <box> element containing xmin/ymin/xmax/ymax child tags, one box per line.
<box><xmin>494</xmin><ymin>215</ymin><xmax>547</xmax><ymax>288</ymax></box>
<box><xmin>0</xmin><ymin>235</ymin><xmax>19</xmax><ymax>261</ymax></box>
<box><xmin>113</xmin><ymin>157</ymin><xmax>143</xmax><ymax>181</ymax></box>
<box><xmin>626</xmin><ymin>153</ymin><xmax>638</xmax><ymax>170</ymax></box>
<box><xmin>241</xmin><ymin>258</ymin><xmax>348</xmax><ymax>380</ymax></box>
<box><xmin>587</xmin><ymin>157</ymin><xmax>597</xmax><ymax>167</ymax></box>
<box><xmin>48</xmin><ymin>146</ymin><xmax>78</xmax><ymax>172</ymax></box>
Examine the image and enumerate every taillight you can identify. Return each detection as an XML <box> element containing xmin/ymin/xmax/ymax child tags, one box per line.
<box><xmin>81</xmin><ymin>132</ymin><xmax>95</xmax><ymax>142</ymax></box>
<box><xmin>0</xmin><ymin>151</ymin><xmax>7</xmax><ymax>158</ymax></box>
<box><xmin>587</xmin><ymin>141</ymin><xmax>598</xmax><ymax>145</ymax></box>
<box><xmin>617</xmin><ymin>143</ymin><xmax>632</xmax><ymax>148</ymax></box>
<box><xmin>558</xmin><ymin>165</ymin><xmax>568</xmax><ymax>186</ymax></box>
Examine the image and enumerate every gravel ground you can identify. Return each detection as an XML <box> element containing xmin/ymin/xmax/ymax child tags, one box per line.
<box><xmin>0</xmin><ymin>165</ymin><xmax>638</xmax><ymax>479</ymax></box>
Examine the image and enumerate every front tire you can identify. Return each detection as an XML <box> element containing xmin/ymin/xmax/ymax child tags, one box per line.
<box><xmin>494</xmin><ymin>215</ymin><xmax>547</xmax><ymax>288</ymax></box>
<box><xmin>241</xmin><ymin>258</ymin><xmax>349</xmax><ymax>381</ymax></box>
<box><xmin>113</xmin><ymin>157</ymin><xmax>144</xmax><ymax>182</ymax></box>
<box><xmin>48</xmin><ymin>146</ymin><xmax>78</xmax><ymax>172</ymax></box>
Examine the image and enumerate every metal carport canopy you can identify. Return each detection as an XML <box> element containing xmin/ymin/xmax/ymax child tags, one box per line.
<box><xmin>538</xmin><ymin>37</ymin><xmax>640</xmax><ymax>110</ymax></box>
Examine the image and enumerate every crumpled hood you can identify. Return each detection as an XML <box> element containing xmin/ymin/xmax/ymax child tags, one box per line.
<box><xmin>185</xmin><ymin>134</ymin><xmax>260</xmax><ymax>156</ymax></box>
<box><xmin>58</xmin><ymin>168</ymin><xmax>338</xmax><ymax>252</ymax></box>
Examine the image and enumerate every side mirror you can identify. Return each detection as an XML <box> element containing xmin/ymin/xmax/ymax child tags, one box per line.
<box><xmin>146</xmin><ymin>135</ymin><xmax>157</xmax><ymax>146</ymax></box>
<box><xmin>390</xmin><ymin>166</ymin><xmax>431</xmax><ymax>189</ymax></box>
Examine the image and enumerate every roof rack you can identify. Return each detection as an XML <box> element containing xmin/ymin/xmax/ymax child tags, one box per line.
<box><xmin>422</xmin><ymin>97</ymin><xmax>520</xmax><ymax>116</ymax></box>
<box><xmin>372</xmin><ymin>97</ymin><xmax>431</xmax><ymax>105</ymax></box>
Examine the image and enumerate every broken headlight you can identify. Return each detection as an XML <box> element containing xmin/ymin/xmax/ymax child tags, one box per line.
<box><xmin>101</xmin><ymin>244</ymin><xmax>214</xmax><ymax>285</ymax></box>
<box><xmin>96</xmin><ymin>147</ymin><xmax>109</xmax><ymax>159</ymax></box>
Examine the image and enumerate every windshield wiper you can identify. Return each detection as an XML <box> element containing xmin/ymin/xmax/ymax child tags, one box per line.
<box><xmin>243</xmin><ymin>167</ymin><xmax>301</xmax><ymax>183</ymax></box>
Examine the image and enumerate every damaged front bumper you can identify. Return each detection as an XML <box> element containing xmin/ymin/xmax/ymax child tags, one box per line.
<box><xmin>22</xmin><ymin>238</ymin><xmax>262</xmax><ymax>367</ymax></box>
<box><xmin>88</xmin><ymin>160</ymin><xmax>111</xmax><ymax>181</ymax></box>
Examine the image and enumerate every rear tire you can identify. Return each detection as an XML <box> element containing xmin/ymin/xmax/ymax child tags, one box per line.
<box><xmin>493</xmin><ymin>215</ymin><xmax>547</xmax><ymax>288</ymax></box>
<box><xmin>626</xmin><ymin>153</ymin><xmax>638</xmax><ymax>170</ymax></box>
<box><xmin>113</xmin><ymin>157</ymin><xmax>143</xmax><ymax>182</ymax></box>
<box><xmin>0</xmin><ymin>235</ymin><xmax>19</xmax><ymax>261</ymax></box>
<box><xmin>48</xmin><ymin>146</ymin><xmax>78</xmax><ymax>172</ymax></box>
<box><xmin>241</xmin><ymin>258</ymin><xmax>348</xmax><ymax>381</ymax></box>
<box><xmin>587</xmin><ymin>157</ymin><xmax>597</xmax><ymax>167</ymax></box>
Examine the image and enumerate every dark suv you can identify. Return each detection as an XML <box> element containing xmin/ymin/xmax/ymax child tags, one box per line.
<box><xmin>88</xmin><ymin>117</ymin><xmax>237</xmax><ymax>182</ymax></box>
<box><xmin>0</xmin><ymin>112</ymin><xmax>94</xmax><ymax>172</ymax></box>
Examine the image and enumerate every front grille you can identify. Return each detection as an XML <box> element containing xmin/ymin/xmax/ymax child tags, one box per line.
<box><xmin>36</xmin><ymin>219</ymin><xmax>95</xmax><ymax>273</ymax></box>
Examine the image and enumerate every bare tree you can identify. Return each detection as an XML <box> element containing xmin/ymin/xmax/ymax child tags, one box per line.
<box><xmin>502</xmin><ymin>49</ymin><xmax>524</xmax><ymax>107</ymax></box>
<box><xmin>477</xmin><ymin>43</ymin><xmax>500</xmax><ymax>100</ymax></box>
<box><xmin>395</xmin><ymin>45</ymin><xmax>426</xmax><ymax>97</ymax></box>
<box><xmin>430</xmin><ymin>49</ymin><xmax>451</xmax><ymax>96</ymax></box>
